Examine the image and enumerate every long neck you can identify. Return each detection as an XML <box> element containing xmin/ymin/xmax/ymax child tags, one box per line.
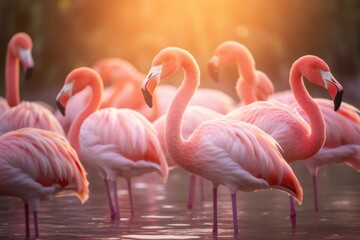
<box><xmin>165</xmin><ymin>57</ymin><xmax>199</xmax><ymax>161</ymax></box>
<box><xmin>68</xmin><ymin>80</ymin><xmax>103</xmax><ymax>154</ymax></box>
<box><xmin>5</xmin><ymin>48</ymin><xmax>20</xmax><ymax>106</ymax></box>
<box><xmin>290</xmin><ymin>68</ymin><xmax>325</xmax><ymax>159</ymax></box>
<box><xmin>236</xmin><ymin>77</ymin><xmax>257</xmax><ymax>105</ymax></box>
<box><xmin>233</xmin><ymin>48</ymin><xmax>257</xmax><ymax>104</ymax></box>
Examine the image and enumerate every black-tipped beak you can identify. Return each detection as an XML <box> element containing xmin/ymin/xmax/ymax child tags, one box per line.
<box><xmin>25</xmin><ymin>67</ymin><xmax>34</xmax><ymax>81</ymax></box>
<box><xmin>142</xmin><ymin>88</ymin><xmax>153</xmax><ymax>108</ymax></box>
<box><xmin>333</xmin><ymin>89</ymin><xmax>343</xmax><ymax>111</ymax></box>
<box><xmin>56</xmin><ymin>100</ymin><xmax>66</xmax><ymax>116</ymax></box>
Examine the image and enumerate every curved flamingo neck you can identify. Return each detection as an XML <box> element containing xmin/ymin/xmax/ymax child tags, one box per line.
<box><xmin>236</xmin><ymin>77</ymin><xmax>257</xmax><ymax>105</ymax></box>
<box><xmin>5</xmin><ymin>46</ymin><xmax>20</xmax><ymax>107</ymax></box>
<box><xmin>68</xmin><ymin>77</ymin><xmax>103</xmax><ymax>154</ymax></box>
<box><xmin>228</xmin><ymin>46</ymin><xmax>257</xmax><ymax>104</ymax></box>
<box><xmin>165</xmin><ymin>54</ymin><xmax>199</xmax><ymax>161</ymax></box>
<box><xmin>290</xmin><ymin>66</ymin><xmax>325</xmax><ymax>159</ymax></box>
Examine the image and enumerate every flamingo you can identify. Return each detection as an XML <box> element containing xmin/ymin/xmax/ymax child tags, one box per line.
<box><xmin>224</xmin><ymin>55</ymin><xmax>343</xmax><ymax>221</ymax></box>
<box><xmin>292</xmin><ymin>99</ymin><xmax>360</xmax><ymax>211</ymax></box>
<box><xmin>56</xmin><ymin>67</ymin><xmax>168</xmax><ymax>219</ymax></box>
<box><xmin>209</xmin><ymin>42</ymin><xmax>359</xmax><ymax>213</ymax></box>
<box><xmin>152</xmin><ymin>106</ymin><xmax>223</xmax><ymax>209</ymax></box>
<box><xmin>141</xmin><ymin>47</ymin><xmax>303</xmax><ymax>235</ymax></box>
<box><xmin>0</xmin><ymin>32</ymin><xmax>65</xmax><ymax>136</ymax></box>
<box><xmin>208</xmin><ymin>41</ymin><xmax>274</xmax><ymax>106</ymax></box>
<box><xmin>0</xmin><ymin>127</ymin><xmax>89</xmax><ymax>239</ymax></box>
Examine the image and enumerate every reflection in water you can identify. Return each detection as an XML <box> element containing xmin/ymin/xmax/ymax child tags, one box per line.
<box><xmin>0</xmin><ymin>163</ymin><xmax>360</xmax><ymax>239</ymax></box>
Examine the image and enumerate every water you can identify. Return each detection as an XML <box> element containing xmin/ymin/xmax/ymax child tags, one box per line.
<box><xmin>1</xmin><ymin>163</ymin><xmax>360</xmax><ymax>239</ymax></box>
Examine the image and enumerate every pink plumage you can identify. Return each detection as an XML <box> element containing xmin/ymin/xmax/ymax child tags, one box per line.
<box><xmin>141</xmin><ymin>47</ymin><xmax>302</xmax><ymax>235</ymax></box>
<box><xmin>0</xmin><ymin>127</ymin><xmax>89</xmax><ymax>238</ymax></box>
<box><xmin>56</xmin><ymin>67</ymin><xmax>168</xmax><ymax>220</ymax></box>
<box><xmin>1</xmin><ymin>32</ymin><xmax>65</xmax><ymax>136</ymax></box>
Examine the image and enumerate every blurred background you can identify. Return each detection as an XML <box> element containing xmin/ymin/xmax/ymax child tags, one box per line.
<box><xmin>0</xmin><ymin>0</ymin><xmax>359</xmax><ymax>108</ymax></box>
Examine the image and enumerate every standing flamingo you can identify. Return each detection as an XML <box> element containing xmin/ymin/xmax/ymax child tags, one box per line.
<box><xmin>56</xmin><ymin>67</ymin><xmax>168</xmax><ymax>219</ymax></box>
<box><xmin>0</xmin><ymin>32</ymin><xmax>65</xmax><ymax>136</ymax></box>
<box><xmin>225</xmin><ymin>55</ymin><xmax>343</xmax><ymax>222</ymax></box>
<box><xmin>292</xmin><ymin>98</ymin><xmax>360</xmax><ymax>211</ymax></box>
<box><xmin>0</xmin><ymin>127</ymin><xmax>89</xmax><ymax>239</ymax></box>
<box><xmin>208</xmin><ymin>41</ymin><xmax>274</xmax><ymax>106</ymax></box>
<box><xmin>141</xmin><ymin>47</ymin><xmax>303</xmax><ymax>235</ymax></box>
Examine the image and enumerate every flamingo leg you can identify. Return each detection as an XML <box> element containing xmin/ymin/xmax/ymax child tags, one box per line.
<box><xmin>200</xmin><ymin>177</ymin><xmax>205</xmax><ymax>207</ymax></box>
<box><xmin>111</xmin><ymin>180</ymin><xmax>121</xmax><ymax>220</ymax></box>
<box><xmin>231</xmin><ymin>193</ymin><xmax>239</xmax><ymax>235</ymax></box>
<box><xmin>103</xmin><ymin>179</ymin><xmax>116</xmax><ymax>220</ymax></box>
<box><xmin>312</xmin><ymin>174</ymin><xmax>319</xmax><ymax>212</ymax></box>
<box><xmin>127</xmin><ymin>178</ymin><xmax>135</xmax><ymax>217</ymax></box>
<box><xmin>212</xmin><ymin>186</ymin><xmax>218</xmax><ymax>234</ymax></box>
<box><xmin>187</xmin><ymin>174</ymin><xmax>196</xmax><ymax>210</ymax></box>
<box><xmin>289</xmin><ymin>196</ymin><xmax>297</xmax><ymax>232</ymax></box>
<box><xmin>33</xmin><ymin>210</ymin><xmax>39</xmax><ymax>239</ymax></box>
<box><xmin>24</xmin><ymin>202</ymin><xmax>30</xmax><ymax>239</ymax></box>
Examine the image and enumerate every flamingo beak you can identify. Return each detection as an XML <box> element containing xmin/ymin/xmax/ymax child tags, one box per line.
<box><xmin>208</xmin><ymin>55</ymin><xmax>220</xmax><ymax>82</ymax></box>
<box><xmin>55</xmin><ymin>81</ymin><xmax>74</xmax><ymax>116</ymax></box>
<box><xmin>320</xmin><ymin>70</ymin><xmax>343</xmax><ymax>111</ymax></box>
<box><xmin>141</xmin><ymin>65</ymin><xmax>163</xmax><ymax>108</ymax></box>
<box><xmin>19</xmin><ymin>48</ymin><xmax>34</xmax><ymax>81</ymax></box>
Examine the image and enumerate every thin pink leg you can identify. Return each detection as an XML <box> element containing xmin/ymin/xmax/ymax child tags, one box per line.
<box><xmin>103</xmin><ymin>179</ymin><xmax>116</xmax><ymax>220</ymax></box>
<box><xmin>33</xmin><ymin>210</ymin><xmax>39</xmax><ymax>239</ymax></box>
<box><xmin>111</xmin><ymin>180</ymin><xmax>121</xmax><ymax>220</ymax></box>
<box><xmin>312</xmin><ymin>174</ymin><xmax>319</xmax><ymax>212</ymax></box>
<box><xmin>200</xmin><ymin>177</ymin><xmax>205</xmax><ymax>207</ymax></box>
<box><xmin>24</xmin><ymin>202</ymin><xmax>30</xmax><ymax>239</ymax></box>
<box><xmin>187</xmin><ymin>174</ymin><xmax>196</xmax><ymax>210</ymax></box>
<box><xmin>231</xmin><ymin>193</ymin><xmax>239</xmax><ymax>235</ymax></box>
<box><xmin>127</xmin><ymin>178</ymin><xmax>135</xmax><ymax>217</ymax></box>
<box><xmin>289</xmin><ymin>196</ymin><xmax>297</xmax><ymax>233</ymax></box>
<box><xmin>212</xmin><ymin>187</ymin><xmax>218</xmax><ymax>234</ymax></box>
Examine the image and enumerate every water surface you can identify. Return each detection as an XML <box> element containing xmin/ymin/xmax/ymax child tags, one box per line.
<box><xmin>1</xmin><ymin>163</ymin><xmax>359</xmax><ymax>239</ymax></box>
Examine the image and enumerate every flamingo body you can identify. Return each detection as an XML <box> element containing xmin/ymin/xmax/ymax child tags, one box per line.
<box><xmin>0</xmin><ymin>127</ymin><xmax>88</xmax><ymax>238</ymax></box>
<box><xmin>80</xmin><ymin>107</ymin><xmax>168</xmax><ymax>180</ymax></box>
<box><xmin>0</xmin><ymin>101</ymin><xmax>65</xmax><ymax>136</ymax></box>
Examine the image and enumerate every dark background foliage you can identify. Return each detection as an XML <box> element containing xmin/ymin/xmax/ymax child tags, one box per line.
<box><xmin>0</xmin><ymin>0</ymin><xmax>359</xmax><ymax>107</ymax></box>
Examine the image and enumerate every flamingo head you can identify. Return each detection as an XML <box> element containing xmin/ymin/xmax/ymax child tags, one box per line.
<box><xmin>208</xmin><ymin>41</ymin><xmax>255</xmax><ymax>83</ymax></box>
<box><xmin>294</xmin><ymin>55</ymin><xmax>343</xmax><ymax>111</ymax></box>
<box><xmin>142</xmin><ymin>47</ymin><xmax>188</xmax><ymax>108</ymax></box>
<box><xmin>9</xmin><ymin>32</ymin><xmax>34</xmax><ymax>80</ymax></box>
<box><xmin>56</xmin><ymin>67</ymin><xmax>103</xmax><ymax>115</ymax></box>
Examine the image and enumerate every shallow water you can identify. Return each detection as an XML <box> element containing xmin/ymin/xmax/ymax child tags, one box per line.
<box><xmin>1</xmin><ymin>163</ymin><xmax>360</xmax><ymax>239</ymax></box>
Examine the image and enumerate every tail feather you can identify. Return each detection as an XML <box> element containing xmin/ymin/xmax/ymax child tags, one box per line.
<box><xmin>273</xmin><ymin>169</ymin><xmax>303</xmax><ymax>204</ymax></box>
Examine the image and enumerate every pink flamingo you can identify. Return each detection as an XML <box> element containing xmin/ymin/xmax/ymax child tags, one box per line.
<box><xmin>225</xmin><ymin>55</ymin><xmax>343</xmax><ymax>221</ymax></box>
<box><xmin>292</xmin><ymin>98</ymin><xmax>360</xmax><ymax>211</ymax></box>
<box><xmin>152</xmin><ymin>105</ymin><xmax>223</xmax><ymax>209</ymax></box>
<box><xmin>141</xmin><ymin>47</ymin><xmax>303</xmax><ymax>235</ymax></box>
<box><xmin>56</xmin><ymin>67</ymin><xmax>168</xmax><ymax>219</ymax></box>
<box><xmin>0</xmin><ymin>32</ymin><xmax>65</xmax><ymax>136</ymax></box>
<box><xmin>0</xmin><ymin>127</ymin><xmax>89</xmax><ymax>239</ymax></box>
<box><xmin>208</xmin><ymin>41</ymin><xmax>274</xmax><ymax>106</ymax></box>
